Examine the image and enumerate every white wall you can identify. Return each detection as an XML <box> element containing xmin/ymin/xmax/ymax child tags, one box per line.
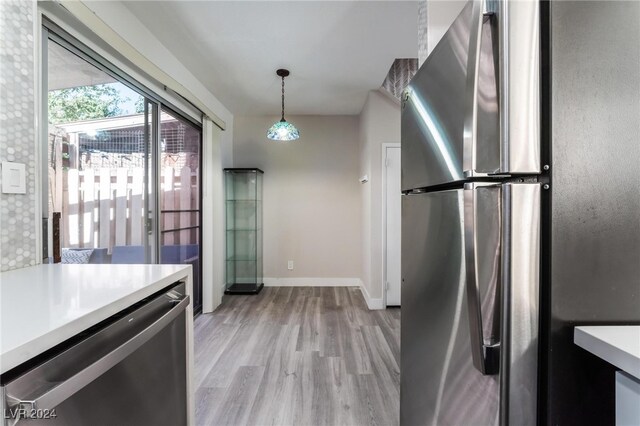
<box><xmin>426</xmin><ymin>1</ymin><xmax>467</xmax><ymax>55</ymax></box>
<box><xmin>358</xmin><ymin>90</ymin><xmax>401</xmax><ymax>308</ymax></box>
<box><xmin>233</xmin><ymin>115</ymin><xmax>362</xmax><ymax>286</ymax></box>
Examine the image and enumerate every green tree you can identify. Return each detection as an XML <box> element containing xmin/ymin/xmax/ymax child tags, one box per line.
<box><xmin>48</xmin><ymin>84</ymin><xmax>126</xmax><ymax>124</ymax></box>
<box><xmin>134</xmin><ymin>96</ymin><xmax>146</xmax><ymax>114</ymax></box>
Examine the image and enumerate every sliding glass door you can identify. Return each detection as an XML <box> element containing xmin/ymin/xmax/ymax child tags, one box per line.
<box><xmin>44</xmin><ymin>28</ymin><xmax>204</xmax><ymax>313</ymax></box>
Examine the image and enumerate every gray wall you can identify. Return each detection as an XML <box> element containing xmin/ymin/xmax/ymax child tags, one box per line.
<box><xmin>549</xmin><ymin>1</ymin><xmax>640</xmax><ymax>424</ymax></box>
<box><xmin>0</xmin><ymin>0</ymin><xmax>39</xmax><ymax>271</ymax></box>
<box><xmin>233</xmin><ymin>115</ymin><xmax>362</xmax><ymax>282</ymax></box>
<box><xmin>359</xmin><ymin>90</ymin><xmax>401</xmax><ymax>302</ymax></box>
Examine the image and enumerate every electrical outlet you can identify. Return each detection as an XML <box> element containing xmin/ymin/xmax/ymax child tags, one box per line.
<box><xmin>287</xmin><ymin>260</ymin><xmax>294</xmax><ymax>270</ymax></box>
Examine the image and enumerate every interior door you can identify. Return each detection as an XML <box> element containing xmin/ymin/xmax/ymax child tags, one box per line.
<box><xmin>385</xmin><ymin>146</ymin><xmax>402</xmax><ymax>306</ymax></box>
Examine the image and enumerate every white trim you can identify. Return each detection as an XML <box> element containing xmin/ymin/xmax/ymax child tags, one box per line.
<box><xmin>262</xmin><ymin>278</ymin><xmax>385</xmax><ymax>310</ymax></box>
<box><xmin>202</xmin><ymin>119</ymin><xmax>224</xmax><ymax>313</ymax></box>
<box><xmin>381</xmin><ymin>143</ymin><xmax>401</xmax><ymax>307</ymax></box>
<box><xmin>201</xmin><ymin>118</ymin><xmax>214</xmax><ymax>313</ymax></box>
<box><xmin>360</xmin><ymin>281</ymin><xmax>385</xmax><ymax>310</ymax></box>
<box><xmin>263</xmin><ymin>277</ymin><xmax>361</xmax><ymax>287</ymax></box>
<box><xmin>35</xmin><ymin>10</ymin><xmax>43</xmax><ymax>265</ymax></box>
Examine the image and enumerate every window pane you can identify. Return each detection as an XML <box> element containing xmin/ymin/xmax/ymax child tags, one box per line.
<box><xmin>47</xmin><ymin>39</ymin><xmax>152</xmax><ymax>264</ymax></box>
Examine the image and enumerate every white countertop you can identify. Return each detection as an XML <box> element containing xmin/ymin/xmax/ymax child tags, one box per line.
<box><xmin>575</xmin><ymin>326</ymin><xmax>640</xmax><ymax>380</ymax></box>
<box><xmin>0</xmin><ymin>264</ymin><xmax>191</xmax><ymax>374</ymax></box>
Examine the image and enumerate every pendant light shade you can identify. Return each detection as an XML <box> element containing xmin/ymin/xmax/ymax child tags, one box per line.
<box><xmin>267</xmin><ymin>69</ymin><xmax>299</xmax><ymax>141</ymax></box>
<box><xmin>267</xmin><ymin>120</ymin><xmax>300</xmax><ymax>141</ymax></box>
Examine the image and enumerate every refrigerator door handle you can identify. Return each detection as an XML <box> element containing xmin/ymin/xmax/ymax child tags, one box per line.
<box><xmin>498</xmin><ymin>0</ymin><xmax>541</xmax><ymax>175</ymax></box>
<box><xmin>463</xmin><ymin>0</ymin><xmax>497</xmax><ymax>178</ymax></box>
<box><xmin>463</xmin><ymin>182</ymin><xmax>500</xmax><ymax>375</ymax></box>
<box><xmin>499</xmin><ymin>182</ymin><xmax>540</xmax><ymax>424</ymax></box>
<box><xmin>464</xmin><ymin>0</ymin><xmax>541</xmax><ymax>177</ymax></box>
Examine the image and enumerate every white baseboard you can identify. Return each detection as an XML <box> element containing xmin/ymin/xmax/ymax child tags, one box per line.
<box><xmin>263</xmin><ymin>277</ymin><xmax>361</xmax><ymax>287</ymax></box>
<box><xmin>359</xmin><ymin>282</ymin><xmax>384</xmax><ymax>310</ymax></box>
<box><xmin>263</xmin><ymin>277</ymin><xmax>385</xmax><ymax>311</ymax></box>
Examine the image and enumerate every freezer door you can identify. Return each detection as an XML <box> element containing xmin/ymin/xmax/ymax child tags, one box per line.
<box><xmin>401</xmin><ymin>0</ymin><xmax>540</xmax><ymax>191</ymax></box>
<box><xmin>401</xmin><ymin>188</ymin><xmax>499</xmax><ymax>425</ymax></box>
<box><xmin>401</xmin><ymin>2</ymin><xmax>473</xmax><ymax>191</ymax></box>
<box><xmin>401</xmin><ymin>182</ymin><xmax>540</xmax><ymax>425</ymax></box>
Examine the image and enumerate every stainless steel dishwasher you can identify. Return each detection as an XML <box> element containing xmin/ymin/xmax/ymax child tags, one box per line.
<box><xmin>1</xmin><ymin>282</ymin><xmax>189</xmax><ymax>426</ymax></box>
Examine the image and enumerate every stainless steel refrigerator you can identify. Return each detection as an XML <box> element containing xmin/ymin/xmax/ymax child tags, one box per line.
<box><xmin>401</xmin><ymin>1</ymin><xmax>640</xmax><ymax>425</ymax></box>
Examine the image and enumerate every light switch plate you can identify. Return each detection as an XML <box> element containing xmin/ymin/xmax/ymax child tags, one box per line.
<box><xmin>2</xmin><ymin>162</ymin><xmax>26</xmax><ymax>194</ymax></box>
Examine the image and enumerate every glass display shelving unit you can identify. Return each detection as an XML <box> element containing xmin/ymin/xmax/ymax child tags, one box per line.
<box><xmin>224</xmin><ymin>168</ymin><xmax>264</xmax><ymax>294</ymax></box>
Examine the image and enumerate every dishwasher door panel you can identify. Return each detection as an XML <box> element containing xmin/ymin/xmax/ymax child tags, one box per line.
<box><xmin>2</xmin><ymin>283</ymin><xmax>188</xmax><ymax>426</ymax></box>
<box><xmin>42</xmin><ymin>313</ymin><xmax>186</xmax><ymax>426</ymax></box>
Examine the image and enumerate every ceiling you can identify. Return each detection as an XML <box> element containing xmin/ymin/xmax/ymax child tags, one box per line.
<box><xmin>48</xmin><ymin>39</ymin><xmax>116</xmax><ymax>90</ymax></box>
<box><xmin>121</xmin><ymin>1</ymin><xmax>419</xmax><ymax>116</ymax></box>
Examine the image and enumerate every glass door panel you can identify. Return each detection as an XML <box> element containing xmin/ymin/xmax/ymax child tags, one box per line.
<box><xmin>159</xmin><ymin>108</ymin><xmax>202</xmax><ymax>313</ymax></box>
<box><xmin>46</xmin><ymin>39</ymin><xmax>155</xmax><ymax>264</ymax></box>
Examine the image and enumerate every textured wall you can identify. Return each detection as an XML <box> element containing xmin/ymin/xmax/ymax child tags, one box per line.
<box><xmin>418</xmin><ymin>0</ymin><xmax>428</xmax><ymax>66</ymax></box>
<box><xmin>0</xmin><ymin>0</ymin><xmax>38</xmax><ymax>271</ymax></box>
<box><xmin>381</xmin><ymin>58</ymin><xmax>418</xmax><ymax>100</ymax></box>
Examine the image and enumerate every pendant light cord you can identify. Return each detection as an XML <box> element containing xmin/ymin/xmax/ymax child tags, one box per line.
<box><xmin>267</xmin><ymin>69</ymin><xmax>299</xmax><ymax>140</ymax></box>
<box><xmin>281</xmin><ymin>76</ymin><xmax>286</xmax><ymax>121</ymax></box>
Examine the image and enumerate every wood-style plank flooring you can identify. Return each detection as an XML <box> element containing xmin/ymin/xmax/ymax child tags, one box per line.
<box><xmin>194</xmin><ymin>286</ymin><xmax>401</xmax><ymax>426</ymax></box>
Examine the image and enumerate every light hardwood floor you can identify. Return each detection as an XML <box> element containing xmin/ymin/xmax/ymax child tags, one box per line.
<box><xmin>194</xmin><ymin>286</ymin><xmax>400</xmax><ymax>426</ymax></box>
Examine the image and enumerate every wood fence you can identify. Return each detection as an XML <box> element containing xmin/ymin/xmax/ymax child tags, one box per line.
<box><xmin>49</xmin><ymin>166</ymin><xmax>199</xmax><ymax>250</ymax></box>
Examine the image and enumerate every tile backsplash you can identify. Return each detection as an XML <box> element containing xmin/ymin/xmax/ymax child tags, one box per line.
<box><xmin>418</xmin><ymin>0</ymin><xmax>428</xmax><ymax>67</ymax></box>
<box><xmin>381</xmin><ymin>58</ymin><xmax>418</xmax><ymax>100</ymax></box>
<box><xmin>0</xmin><ymin>0</ymin><xmax>38</xmax><ymax>271</ymax></box>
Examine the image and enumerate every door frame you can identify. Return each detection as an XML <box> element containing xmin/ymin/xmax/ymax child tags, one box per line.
<box><xmin>381</xmin><ymin>143</ymin><xmax>401</xmax><ymax>307</ymax></box>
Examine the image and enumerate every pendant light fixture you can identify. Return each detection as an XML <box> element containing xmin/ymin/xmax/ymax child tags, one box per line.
<box><xmin>267</xmin><ymin>69</ymin><xmax>300</xmax><ymax>141</ymax></box>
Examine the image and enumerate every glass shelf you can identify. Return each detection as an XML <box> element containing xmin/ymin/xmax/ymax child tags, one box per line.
<box><xmin>226</xmin><ymin>256</ymin><xmax>262</xmax><ymax>262</ymax></box>
<box><xmin>224</xmin><ymin>169</ymin><xmax>263</xmax><ymax>294</ymax></box>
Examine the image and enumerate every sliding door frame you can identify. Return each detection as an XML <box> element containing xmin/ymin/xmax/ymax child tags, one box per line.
<box><xmin>41</xmin><ymin>19</ymin><xmax>203</xmax><ymax>277</ymax></box>
<box><xmin>158</xmin><ymin>104</ymin><xmax>204</xmax><ymax>314</ymax></box>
